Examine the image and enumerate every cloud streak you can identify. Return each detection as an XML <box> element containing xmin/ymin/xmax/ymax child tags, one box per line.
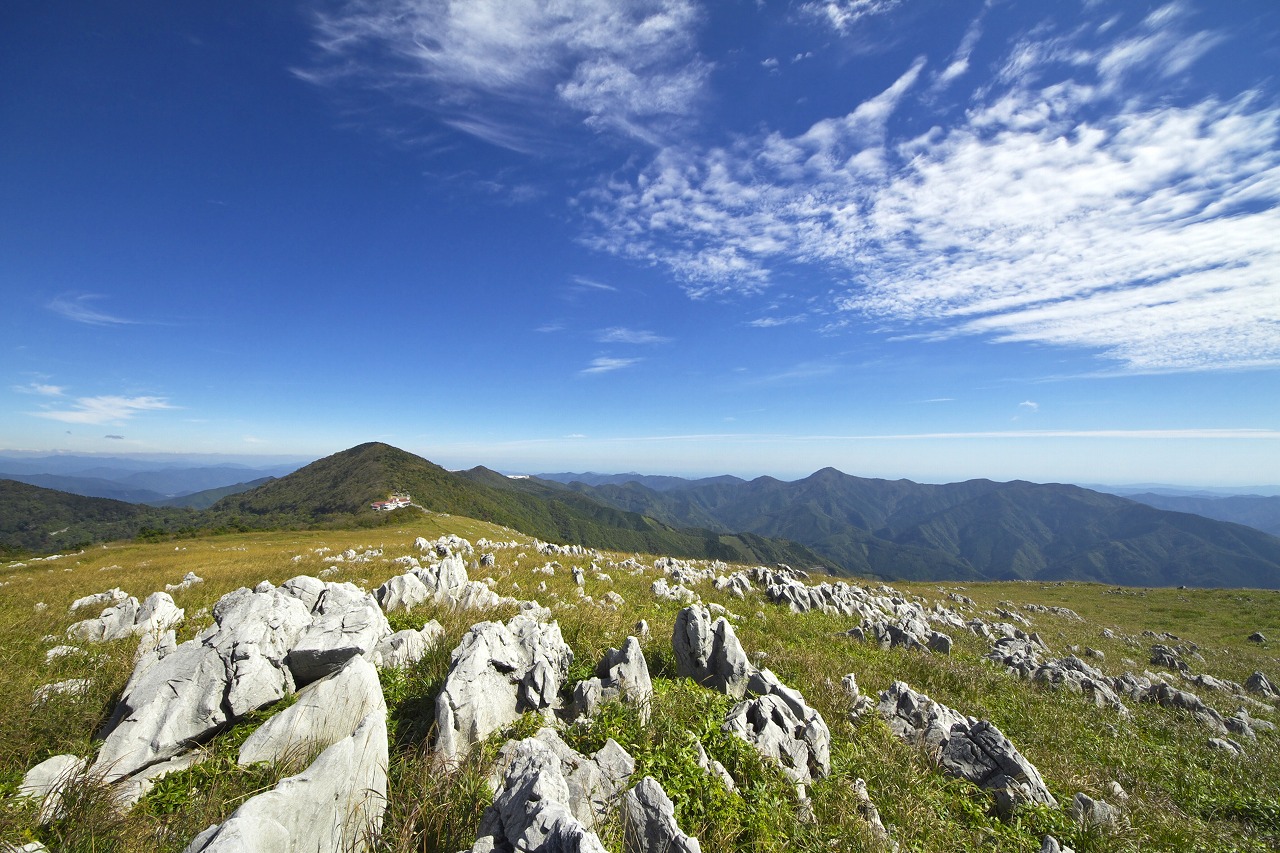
<box><xmin>48</xmin><ymin>295</ymin><xmax>137</xmax><ymax>326</ymax></box>
<box><xmin>30</xmin><ymin>395</ymin><xmax>175</xmax><ymax>425</ymax></box>
<box><xmin>300</xmin><ymin>0</ymin><xmax>708</xmax><ymax>149</ymax></box>
<box><xmin>586</xmin><ymin>7</ymin><xmax>1280</xmax><ymax>373</ymax></box>
<box><xmin>580</xmin><ymin>356</ymin><xmax>641</xmax><ymax>374</ymax></box>
<box><xmin>596</xmin><ymin>327</ymin><xmax>670</xmax><ymax>344</ymax></box>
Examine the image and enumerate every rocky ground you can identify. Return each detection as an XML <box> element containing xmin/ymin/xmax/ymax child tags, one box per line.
<box><xmin>2</xmin><ymin>524</ymin><xmax>1278</xmax><ymax>852</ymax></box>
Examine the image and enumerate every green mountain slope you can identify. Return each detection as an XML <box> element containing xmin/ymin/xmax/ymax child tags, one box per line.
<box><xmin>0</xmin><ymin>479</ymin><xmax>198</xmax><ymax>557</ymax></box>
<box><xmin>215</xmin><ymin>443</ymin><xmax>824</xmax><ymax>568</ymax></box>
<box><xmin>567</xmin><ymin>469</ymin><xmax>1280</xmax><ymax>587</ymax></box>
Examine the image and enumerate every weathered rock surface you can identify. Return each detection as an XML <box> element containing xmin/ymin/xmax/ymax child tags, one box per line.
<box><xmin>371</xmin><ymin>622</ymin><xmax>443</xmax><ymax>670</ymax></box>
<box><xmin>1245</xmin><ymin>671</ymin><xmax>1276</xmax><ymax>698</ymax></box>
<box><xmin>1145</xmin><ymin>683</ymin><xmax>1228</xmax><ymax>734</ymax></box>
<box><xmin>184</xmin><ymin>707</ymin><xmax>388</xmax><ymax>853</ymax></box>
<box><xmin>877</xmin><ymin>681</ymin><xmax>970</xmax><ymax>758</ymax></box>
<box><xmin>1031</xmin><ymin>657</ymin><xmax>1128</xmax><ymax>715</ymax></box>
<box><xmin>851</xmin><ymin>778</ymin><xmax>896</xmax><ymax>851</ymax></box>
<box><xmin>18</xmin><ymin>754</ymin><xmax>87</xmax><ymax>824</ymax></box>
<box><xmin>435</xmin><ymin>614</ymin><xmax>573</xmax><ymax>762</ymax></box>
<box><xmin>673</xmin><ymin>606</ymin><xmax>753</xmax><ymax>698</ymax></box>
<box><xmin>489</xmin><ymin>729</ymin><xmax>634</xmax><ymax>831</ymax></box>
<box><xmin>723</xmin><ymin>691</ymin><xmax>830</xmax><ymax>784</ymax></box>
<box><xmin>287</xmin><ymin>585</ymin><xmax>390</xmax><ymax>686</ymax></box>
<box><xmin>238</xmin><ymin>656</ymin><xmax>385</xmax><ymax>767</ymax></box>
<box><xmin>93</xmin><ymin>585</ymin><xmax>314</xmax><ymax>782</ymax></box>
<box><xmin>673</xmin><ymin>606</ymin><xmax>831</xmax><ymax>784</ymax></box>
<box><xmin>879</xmin><ymin>681</ymin><xmax>1056</xmax><ymax>815</ymax></box>
<box><xmin>622</xmin><ymin>776</ymin><xmax>701</xmax><ymax>853</ymax></box>
<box><xmin>940</xmin><ymin>720</ymin><xmax>1058</xmax><ymax>815</ymax></box>
<box><xmin>67</xmin><ymin>592</ymin><xmax>184</xmax><ymax>644</ymax></box>
<box><xmin>69</xmin><ymin>587</ymin><xmax>128</xmax><ymax>613</ymax></box>
<box><xmin>468</xmin><ymin>734</ymin><xmax>610</xmax><ymax>853</ymax></box>
<box><xmin>571</xmin><ymin>637</ymin><xmax>652</xmax><ymax>724</ymax></box>
<box><xmin>1071</xmin><ymin>792</ymin><xmax>1122</xmax><ymax>831</ymax></box>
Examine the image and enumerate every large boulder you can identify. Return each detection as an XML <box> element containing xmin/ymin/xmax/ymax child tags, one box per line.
<box><xmin>879</xmin><ymin>681</ymin><xmax>1055</xmax><ymax>816</ymax></box>
<box><xmin>488</xmin><ymin>729</ymin><xmax>634</xmax><ymax>831</ymax></box>
<box><xmin>468</xmin><ymin>734</ymin><xmax>610</xmax><ymax>853</ymax></box>
<box><xmin>183</xmin><ymin>707</ymin><xmax>388</xmax><ymax>853</ymax></box>
<box><xmin>622</xmin><ymin>776</ymin><xmax>701</xmax><ymax>853</ymax></box>
<box><xmin>238</xmin><ymin>656</ymin><xmax>386</xmax><ymax>767</ymax></box>
<box><xmin>723</xmin><ymin>691</ymin><xmax>830</xmax><ymax>785</ymax></box>
<box><xmin>877</xmin><ymin>681</ymin><xmax>970</xmax><ymax>758</ymax></box>
<box><xmin>92</xmin><ymin>586</ymin><xmax>314</xmax><ymax>782</ymax></box>
<box><xmin>940</xmin><ymin>720</ymin><xmax>1058</xmax><ymax>815</ymax></box>
<box><xmin>373</xmin><ymin>572</ymin><xmax>431</xmax><ymax>613</ymax></box>
<box><xmin>672</xmin><ymin>606</ymin><xmax>753</xmax><ymax>698</ymax></box>
<box><xmin>435</xmin><ymin>614</ymin><xmax>573</xmax><ymax>762</ymax></box>
<box><xmin>287</xmin><ymin>587</ymin><xmax>390</xmax><ymax>687</ymax></box>
<box><xmin>570</xmin><ymin>637</ymin><xmax>653</xmax><ymax>724</ymax></box>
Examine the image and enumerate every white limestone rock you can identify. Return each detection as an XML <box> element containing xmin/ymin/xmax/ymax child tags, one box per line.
<box><xmin>287</xmin><ymin>588</ymin><xmax>390</xmax><ymax>687</ymax></box>
<box><xmin>570</xmin><ymin>637</ymin><xmax>652</xmax><ymax>724</ymax></box>
<box><xmin>672</xmin><ymin>606</ymin><xmax>753</xmax><ymax>698</ymax></box>
<box><xmin>92</xmin><ymin>586</ymin><xmax>313</xmax><ymax>782</ymax></box>
<box><xmin>18</xmin><ymin>754</ymin><xmax>87</xmax><ymax>824</ymax></box>
<box><xmin>622</xmin><ymin>776</ymin><xmax>701</xmax><ymax>853</ymax></box>
<box><xmin>435</xmin><ymin>614</ymin><xmax>573</xmax><ymax>763</ymax></box>
<box><xmin>238</xmin><ymin>656</ymin><xmax>386</xmax><ymax>767</ymax></box>
<box><xmin>183</xmin><ymin>708</ymin><xmax>388</xmax><ymax>853</ymax></box>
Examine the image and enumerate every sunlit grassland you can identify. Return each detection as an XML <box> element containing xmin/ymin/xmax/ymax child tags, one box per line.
<box><xmin>1</xmin><ymin>513</ymin><xmax>1277</xmax><ymax>852</ymax></box>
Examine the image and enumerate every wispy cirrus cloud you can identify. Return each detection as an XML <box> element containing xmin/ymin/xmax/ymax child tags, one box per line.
<box><xmin>748</xmin><ymin>314</ymin><xmax>807</xmax><ymax>328</ymax></box>
<box><xmin>802</xmin><ymin>0</ymin><xmax>902</xmax><ymax>34</ymax></box>
<box><xmin>29</xmin><ymin>395</ymin><xmax>175</xmax><ymax>425</ymax></box>
<box><xmin>586</xmin><ymin>6</ymin><xmax>1280</xmax><ymax>373</ymax></box>
<box><xmin>299</xmin><ymin>0</ymin><xmax>708</xmax><ymax>149</ymax></box>
<box><xmin>580</xmin><ymin>356</ymin><xmax>641</xmax><ymax>375</ymax></box>
<box><xmin>596</xmin><ymin>327</ymin><xmax>670</xmax><ymax>344</ymax></box>
<box><xmin>48</xmin><ymin>294</ymin><xmax>137</xmax><ymax>326</ymax></box>
<box><xmin>13</xmin><ymin>382</ymin><xmax>65</xmax><ymax>397</ymax></box>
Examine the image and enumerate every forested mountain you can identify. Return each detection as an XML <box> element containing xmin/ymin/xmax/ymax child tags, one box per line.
<box><xmin>557</xmin><ymin>468</ymin><xmax>1280</xmax><ymax>587</ymax></box>
<box><xmin>214</xmin><ymin>443</ymin><xmax>823</xmax><ymax>568</ymax></box>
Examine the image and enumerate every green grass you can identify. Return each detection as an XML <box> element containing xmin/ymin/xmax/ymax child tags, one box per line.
<box><xmin>1</xmin><ymin>521</ymin><xmax>1277</xmax><ymax>852</ymax></box>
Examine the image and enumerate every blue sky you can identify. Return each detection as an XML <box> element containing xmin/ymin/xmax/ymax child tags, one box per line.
<box><xmin>3</xmin><ymin>0</ymin><xmax>1279</xmax><ymax>486</ymax></box>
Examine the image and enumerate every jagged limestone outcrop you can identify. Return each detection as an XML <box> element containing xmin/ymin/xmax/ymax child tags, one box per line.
<box><xmin>435</xmin><ymin>614</ymin><xmax>574</xmax><ymax>763</ymax></box>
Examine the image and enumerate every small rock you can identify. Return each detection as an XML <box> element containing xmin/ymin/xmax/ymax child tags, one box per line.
<box><xmin>18</xmin><ymin>755</ymin><xmax>87</xmax><ymax>824</ymax></box>
<box><xmin>1071</xmin><ymin>792</ymin><xmax>1122</xmax><ymax>831</ymax></box>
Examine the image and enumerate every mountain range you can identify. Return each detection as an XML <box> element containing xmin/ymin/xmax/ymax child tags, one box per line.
<box><xmin>533</xmin><ymin>469</ymin><xmax>1280</xmax><ymax>587</ymax></box>
<box><xmin>0</xmin><ymin>454</ymin><xmax>297</xmax><ymax>505</ymax></box>
<box><xmin>4</xmin><ymin>442</ymin><xmax>1280</xmax><ymax>588</ymax></box>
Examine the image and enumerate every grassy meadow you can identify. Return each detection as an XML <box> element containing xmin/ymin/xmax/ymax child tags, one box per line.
<box><xmin>1</xmin><ymin>514</ymin><xmax>1278</xmax><ymax>852</ymax></box>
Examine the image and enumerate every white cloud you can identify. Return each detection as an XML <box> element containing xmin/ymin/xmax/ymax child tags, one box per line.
<box><xmin>29</xmin><ymin>396</ymin><xmax>175</xmax><ymax>425</ymax></box>
<box><xmin>13</xmin><ymin>383</ymin><xmax>65</xmax><ymax>396</ymax></box>
<box><xmin>748</xmin><ymin>314</ymin><xmax>807</xmax><ymax>328</ymax></box>
<box><xmin>570</xmin><ymin>276</ymin><xmax>617</xmax><ymax>292</ymax></box>
<box><xmin>48</xmin><ymin>295</ymin><xmax>136</xmax><ymax>326</ymax></box>
<box><xmin>300</xmin><ymin>0</ymin><xmax>708</xmax><ymax>148</ymax></box>
<box><xmin>580</xmin><ymin>356</ymin><xmax>641</xmax><ymax>374</ymax></box>
<box><xmin>1019</xmin><ymin>401</ymin><xmax>1039</xmax><ymax>411</ymax></box>
<box><xmin>596</xmin><ymin>327</ymin><xmax>671</xmax><ymax>344</ymax></box>
<box><xmin>586</xmin><ymin>9</ymin><xmax>1280</xmax><ymax>372</ymax></box>
<box><xmin>802</xmin><ymin>0</ymin><xmax>902</xmax><ymax>34</ymax></box>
